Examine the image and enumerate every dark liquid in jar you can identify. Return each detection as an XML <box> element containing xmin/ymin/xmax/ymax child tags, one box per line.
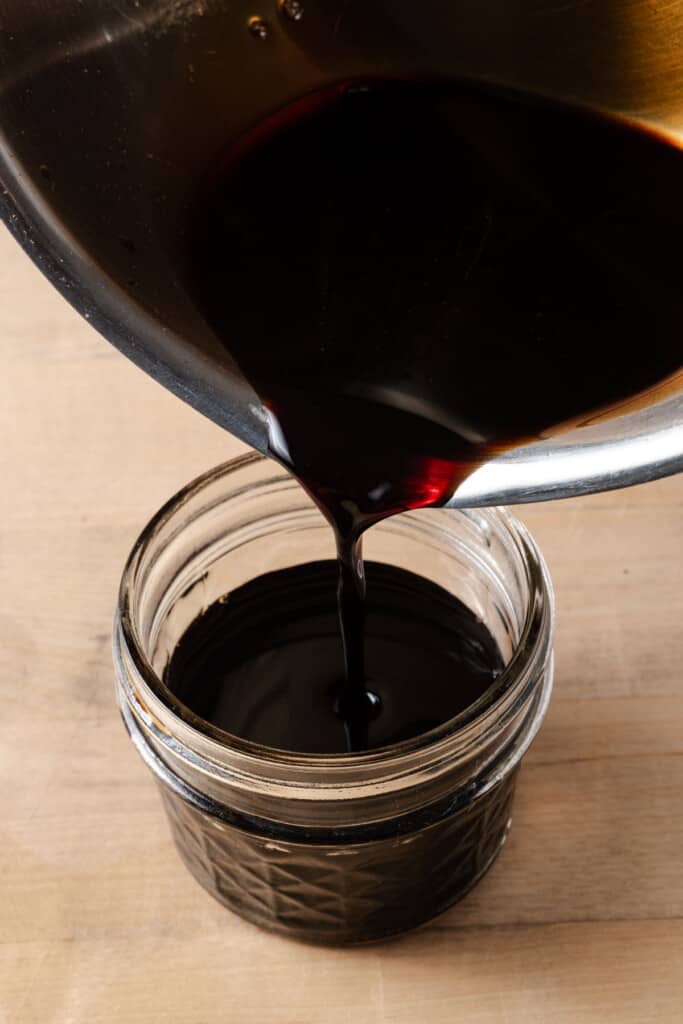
<box><xmin>164</xmin><ymin>561</ymin><xmax>504</xmax><ymax>754</ymax></box>
<box><xmin>187</xmin><ymin>79</ymin><xmax>682</xmax><ymax>746</ymax></box>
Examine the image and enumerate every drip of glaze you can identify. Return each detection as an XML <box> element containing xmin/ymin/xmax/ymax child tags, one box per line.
<box><xmin>188</xmin><ymin>80</ymin><xmax>683</xmax><ymax>747</ymax></box>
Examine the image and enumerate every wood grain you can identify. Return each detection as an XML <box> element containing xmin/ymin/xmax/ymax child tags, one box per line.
<box><xmin>1</xmin><ymin>224</ymin><xmax>682</xmax><ymax>1023</ymax></box>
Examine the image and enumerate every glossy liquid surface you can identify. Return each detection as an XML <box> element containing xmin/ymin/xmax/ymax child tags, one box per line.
<box><xmin>164</xmin><ymin>561</ymin><xmax>504</xmax><ymax>754</ymax></box>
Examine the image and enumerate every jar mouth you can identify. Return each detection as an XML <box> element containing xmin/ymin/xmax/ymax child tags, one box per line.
<box><xmin>118</xmin><ymin>453</ymin><xmax>553</xmax><ymax>770</ymax></box>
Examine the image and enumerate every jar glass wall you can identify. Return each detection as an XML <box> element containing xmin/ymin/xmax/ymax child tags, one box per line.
<box><xmin>114</xmin><ymin>454</ymin><xmax>554</xmax><ymax>943</ymax></box>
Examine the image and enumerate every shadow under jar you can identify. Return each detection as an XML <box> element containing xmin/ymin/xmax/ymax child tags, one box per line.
<box><xmin>114</xmin><ymin>454</ymin><xmax>554</xmax><ymax>944</ymax></box>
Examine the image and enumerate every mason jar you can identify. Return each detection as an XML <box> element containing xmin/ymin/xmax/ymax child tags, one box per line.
<box><xmin>113</xmin><ymin>453</ymin><xmax>554</xmax><ymax>943</ymax></box>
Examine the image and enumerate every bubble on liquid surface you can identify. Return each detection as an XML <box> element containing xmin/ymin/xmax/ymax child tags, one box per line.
<box><xmin>279</xmin><ymin>0</ymin><xmax>304</xmax><ymax>20</ymax></box>
<box><xmin>248</xmin><ymin>15</ymin><xmax>269</xmax><ymax>38</ymax></box>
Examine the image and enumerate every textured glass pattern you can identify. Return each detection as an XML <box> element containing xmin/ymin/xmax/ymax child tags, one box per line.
<box><xmin>160</xmin><ymin>773</ymin><xmax>517</xmax><ymax>943</ymax></box>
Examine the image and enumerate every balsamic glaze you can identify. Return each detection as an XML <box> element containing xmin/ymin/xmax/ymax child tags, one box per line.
<box><xmin>188</xmin><ymin>80</ymin><xmax>682</xmax><ymax>745</ymax></box>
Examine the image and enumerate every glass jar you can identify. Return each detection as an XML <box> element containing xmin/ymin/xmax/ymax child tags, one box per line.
<box><xmin>114</xmin><ymin>453</ymin><xmax>554</xmax><ymax>944</ymax></box>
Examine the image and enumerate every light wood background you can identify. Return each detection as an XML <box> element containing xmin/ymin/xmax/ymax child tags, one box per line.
<box><xmin>1</xmin><ymin>223</ymin><xmax>682</xmax><ymax>1024</ymax></box>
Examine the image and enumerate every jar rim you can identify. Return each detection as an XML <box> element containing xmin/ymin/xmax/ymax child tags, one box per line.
<box><xmin>117</xmin><ymin>452</ymin><xmax>553</xmax><ymax>773</ymax></box>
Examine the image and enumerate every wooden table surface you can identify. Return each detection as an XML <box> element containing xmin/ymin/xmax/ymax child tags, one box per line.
<box><xmin>1</xmin><ymin>223</ymin><xmax>682</xmax><ymax>1024</ymax></box>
